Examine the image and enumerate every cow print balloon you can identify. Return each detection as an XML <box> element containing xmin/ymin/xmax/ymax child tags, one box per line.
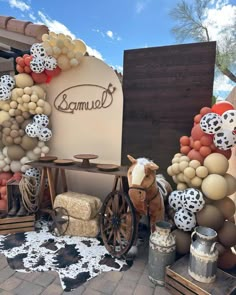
<box><xmin>44</xmin><ymin>56</ymin><xmax>57</xmax><ymax>71</ymax></box>
<box><xmin>183</xmin><ymin>188</ymin><xmax>205</xmax><ymax>213</ymax></box>
<box><xmin>200</xmin><ymin>113</ymin><xmax>222</xmax><ymax>134</ymax></box>
<box><xmin>30</xmin><ymin>43</ymin><xmax>47</xmax><ymax>59</ymax></box>
<box><xmin>38</xmin><ymin>128</ymin><xmax>52</xmax><ymax>142</ymax></box>
<box><xmin>174</xmin><ymin>208</ymin><xmax>196</xmax><ymax>231</ymax></box>
<box><xmin>213</xmin><ymin>129</ymin><xmax>236</xmax><ymax>150</ymax></box>
<box><xmin>168</xmin><ymin>190</ymin><xmax>184</xmax><ymax>211</ymax></box>
<box><xmin>33</xmin><ymin>114</ymin><xmax>49</xmax><ymax>128</ymax></box>
<box><xmin>222</xmin><ymin>110</ymin><xmax>236</xmax><ymax>132</ymax></box>
<box><xmin>25</xmin><ymin>123</ymin><xmax>41</xmax><ymax>138</ymax></box>
<box><xmin>30</xmin><ymin>57</ymin><xmax>45</xmax><ymax>73</ymax></box>
<box><xmin>0</xmin><ymin>84</ymin><xmax>11</xmax><ymax>101</ymax></box>
<box><xmin>0</xmin><ymin>75</ymin><xmax>15</xmax><ymax>90</ymax></box>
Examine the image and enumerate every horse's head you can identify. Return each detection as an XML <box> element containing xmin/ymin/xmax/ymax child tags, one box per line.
<box><xmin>127</xmin><ymin>155</ymin><xmax>159</xmax><ymax>203</ymax></box>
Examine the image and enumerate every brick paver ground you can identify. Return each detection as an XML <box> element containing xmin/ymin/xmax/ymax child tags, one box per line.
<box><xmin>0</xmin><ymin>241</ymin><xmax>171</xmax><ymax>295</ymax></box>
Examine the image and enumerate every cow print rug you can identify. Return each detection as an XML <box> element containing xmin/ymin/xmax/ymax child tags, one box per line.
<box><xmin>0</xmin><ymin>221</ymin><xmax>132</xmax><ymax>292</ymax></box>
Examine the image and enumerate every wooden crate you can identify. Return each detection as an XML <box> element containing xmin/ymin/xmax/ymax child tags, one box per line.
<box><xmin>0</xmin><ymin>215</ymin><xmax>35</xmax><ymax>235</ymax></box>
<box><xmin>165</xmin><ymin>255</ymin><xmax>236</xmax><ymax>295</ymax></box>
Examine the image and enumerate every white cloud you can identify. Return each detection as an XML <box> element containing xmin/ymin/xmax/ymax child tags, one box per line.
<box><xmin>86</xmin><ymin>45</ymin><xmax>104</xmax><ymax>61</ymax></box>
<box><xmin>135</xmin><ymin>0</ymin><xmax>150</xmax><ymax>13</ymax></box>
<box><xmin>8</xmin><ymin>0</ymin><xmax>30</xmax><ymax>11</ymax></box>
<box><xmin>29</xmin><ymin>13</ymin><xmax>36</xmax><ymax>21</ymax></box>
<box><xmin>203</xmin><ymin>2</ymin><xmax>236</xmax><ymax>48</ymax></box>
<box><xmin>37</xmin><ymin>11</ymin><xmax>76</xmax><ymax>39</ymax></box>
<box><xmin>106</xmin><ymin>30</ymin><xmax>114</xmax><ymax>39</ymax></box>
<box><xmin>213</xmin><ymin>73</ymin><xmax>235</xmax><ymax>100</ymax></box>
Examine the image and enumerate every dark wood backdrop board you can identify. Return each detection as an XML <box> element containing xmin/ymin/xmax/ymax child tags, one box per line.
<box><xmin>121</xmin><ymin>41</ymin><xmax>216</xmax><ymax>179</ymax></box>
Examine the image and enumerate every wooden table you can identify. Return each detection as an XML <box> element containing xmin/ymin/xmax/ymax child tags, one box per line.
<box><xmin>28</xmin><ymin>160</ymin><xmax>129</xmax><ymax>209</ymax></box>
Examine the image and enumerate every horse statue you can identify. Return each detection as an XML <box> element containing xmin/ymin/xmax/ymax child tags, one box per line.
<box><xmin>126</xmin><ymin>155</ymin><xmax>172</xmax><ymax>255</ymax></box>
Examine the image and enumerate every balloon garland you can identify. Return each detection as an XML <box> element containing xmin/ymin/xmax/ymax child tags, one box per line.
<box><xmin>167</xmin><ymin>102</ymin><xmax>236</xmax><ymax>270</ymax></box>
<box><xmin>0</xmin><ymin>31</ymin><xmax>87</xmax><ymax>211</ymax></box>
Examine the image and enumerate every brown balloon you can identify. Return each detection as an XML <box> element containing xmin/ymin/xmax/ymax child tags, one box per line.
<box><xmin>196</xmin><ymin>204</ymin><xmax>225</xmax><ymax>231</ymax></box>
<box><xmin>172</xmin><ymin>229</ymin><xmax>191</xmax><ymax>255</ymax></box>
<box><xmin>217</xmin><ymin>248</ymin><xmax>236</xmax><ymax>270</ymax></box>
<box><xmin>213</xmin><ymin>197</ymin><xmax>236</xmax><ymax>220</ymax></box>
<box><xmin>218</xmin><ymin>221</ymin><xmax>236</xmax><ymax>248</ymax></box>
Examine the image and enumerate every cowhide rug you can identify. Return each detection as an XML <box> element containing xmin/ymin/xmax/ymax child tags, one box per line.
<box><xmin>0</xmin><ymin>222</ymin><xmax>132</xmax><ymax>292</ymax></box>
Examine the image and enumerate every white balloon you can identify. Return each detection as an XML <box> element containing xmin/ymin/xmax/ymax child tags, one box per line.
<box><xmin>221</xmin><ymin>110</ymin><xmax>236</xmax><ymax>132</ymax></box>
<box><xmin>174</xmin><ymin>208</ymin><xmax>196</xmax><ymax>231</ymax></box>
<box><xmin>200</xmin><ymin>113</ymin><xmax>222</xmax><ymax>134</ymax></box>
<box><xmin>213</xmin><ymin>129</ymin><xmax>236</xmax><ymax>150</ymax></box>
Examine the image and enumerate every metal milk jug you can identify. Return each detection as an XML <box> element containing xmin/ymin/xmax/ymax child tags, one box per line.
<box><xmin>148</xmin><ymin>221</ymin><xmax>176</xmax><ymax>286</ymax></box>
<box><xmin>189</xmin><ymin>226</ymin><xmax>218</xmax><ymax>283</ymax></box>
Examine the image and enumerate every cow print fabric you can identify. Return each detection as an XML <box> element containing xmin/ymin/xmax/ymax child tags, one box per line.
<box><xmin>0</xmin><ymin>222</ymin><xmax>132</xmax><ymax>292</ymax></box>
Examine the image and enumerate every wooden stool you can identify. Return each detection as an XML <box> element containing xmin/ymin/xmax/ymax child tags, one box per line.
<box><xmin>165</xmin><ymin>255</ymin><xmax>236</xmax><ymax>295</ymax></box>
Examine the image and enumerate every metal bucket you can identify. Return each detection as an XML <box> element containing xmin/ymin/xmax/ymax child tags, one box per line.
<box><xmin>148</xmin><ymin>221</ymin><xmax>176</xmax><ymax>286</ymax></box>
<box><xmin>189</xmin><ymin>226</ymin><xmax>218</xmax><ymax>283</ymax></box>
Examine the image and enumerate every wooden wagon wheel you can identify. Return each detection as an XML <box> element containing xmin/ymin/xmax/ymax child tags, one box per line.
<box><xmin>100</xmin><ymin>190</ymin><xmax>136</xmax><ymax>258</ymax></box>
<box><xmin>45</xmin><ymin>207</ymin><xmax>70</xmax><ymax>236</ymax></box>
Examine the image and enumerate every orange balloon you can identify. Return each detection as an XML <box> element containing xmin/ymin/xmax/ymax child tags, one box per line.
<box><xmin>194</xmin><ymin>114</ymin><xmax>202</xmax><ymax>124</ymax></box>
<box><xmin>193</xmin><ymin>140</ymin><xmax>201</xmax><ymax>151</ymax></box>
<box><xmin>31</xmin><ymin>72</ymin><xmax>48</xmax><ymax>84</ymax></box>
<box><xmin>45</xmin><ymin>66</ymin><xmax>61</xmax><ymax>77</ymax></box>
<box><xmin>212</xmin><ymin>101</ymin><xmax>234</xmax><ymax>115</ymax></box>
<box><xmin>199</xmin><ymin>146</ymin><xmax>212</xmax><ymax>157</ymax></box>
<box><xmin>16</xmin><ymin>64</ymin><xmax>24</xmax><ymax>73</ymax></box>
<box><xmin>180</xmin><ymin>136</ymin><xmax>190</xmax><ymax>146</ymax></box>
<box><xmin>200</xmin><ymin>135</ymin><xmax>213</xmax><ymax>146</ymax></box>
<box><xmin>187</xmin><ymin>149</ymin><xmax>204</xmax><ymax>164</ymax></box>
<box><xmin>200</xmin><ymin>107</ymin><xmax>212</xmax><ymax>116</ymax></box>
<box><xmin>191</xmin><ymin>124</ymin><xmax>206</xmax><ymax>141</ymax></box>
<box><xmin>180</xmin><ymin>145</ymin><xmax>191</xmax><ymax>155</ymax></box>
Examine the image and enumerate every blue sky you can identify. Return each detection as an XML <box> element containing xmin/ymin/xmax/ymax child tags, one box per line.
<box><xmin>0</xmin><ymin>0</ymin><xmax>235</xmax><ymax>99</ymax></box>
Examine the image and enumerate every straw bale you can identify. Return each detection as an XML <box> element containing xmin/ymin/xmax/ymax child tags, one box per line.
<box><xmin>63</xmin><ymin>215</ymin><xmax>99</xmax><ymax>237</ymax></box>
<box><xmin>54</xmin><ymin>191</ymin><xmax>102</xmax><ymax>220</ymax></box>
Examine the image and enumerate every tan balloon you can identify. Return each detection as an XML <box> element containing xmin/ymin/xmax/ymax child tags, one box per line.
<box><xmin>20</xmin><ymin>135</ymin><xmax>38</xmax><ymax>151</ymax></box>
<box><xmin>201</xmin><ymin>174</ymin><xmax>227</xmax><ymax>200</ymax></box>
<box><xmin>172</xmin><ymin>229</ymin><xmax>191</xmax><ymax>255</ymax></box>
<box><xmin>7</xmin><ymin>145</ymin><xmax>25</xmax><ymax>161</ymax></box>
<box><xmin>15</xmin><ymin>73</ymin><xmax>34</xmax><ymax>88</ymax></box>
<box><xmin>203</xmin><ymin>153</ymin><xmax>229</xmax><ymax>175</ymax></box>
<box><xmin>74</xmin><ymin>39</ymin><xmax>87</xmax><ymax>55</ymax></box>
<box><xmin>57</xmin><ymin>55</ymin><xmax>71</xmax><ymax>71</ymax></box>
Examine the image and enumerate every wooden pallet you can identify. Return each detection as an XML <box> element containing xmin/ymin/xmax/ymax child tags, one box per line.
<box><xmin>0</xmin><ymin>215</ymin><xmax>35</xmax><ymax>235</ymax></box>
<box><xmin>165</xmin><ymin>255</ymin><xmax>236</xmax><ymax>295</ymax></box>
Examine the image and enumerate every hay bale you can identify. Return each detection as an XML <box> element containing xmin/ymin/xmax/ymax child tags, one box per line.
<box><xmin>63</xmin><ymin>215</ymin><xmax>99</xmax><ymax>237</ymax></box>
<box><xmin>54</xmin><ymin>191</ymin><xmax>102</xmax><ymax>220</ymax></box>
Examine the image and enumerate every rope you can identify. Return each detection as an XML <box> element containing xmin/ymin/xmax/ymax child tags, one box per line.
<box><xmin>19</xmin><ymin>175</ymin><xmax>39</xmax><ymax>213</ymax></box>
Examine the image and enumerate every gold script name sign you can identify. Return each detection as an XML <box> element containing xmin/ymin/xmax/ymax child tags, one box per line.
<box><xmin>54</xmin><ymin>83</ymin><xmax>116</xmax><ymax>114</ymax></box>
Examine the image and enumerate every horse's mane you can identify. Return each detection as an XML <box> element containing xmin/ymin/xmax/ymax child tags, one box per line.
<box><xmin>137</xmin><ymin>157</ymin><xmax>153</xmax><ymax>165</ymax></box>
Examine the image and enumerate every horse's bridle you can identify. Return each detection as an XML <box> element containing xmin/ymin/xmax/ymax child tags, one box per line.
<box><xmin>129</xmin><ymin>177</ymin><xmax>159</xmax><ymax>208</ymax></box>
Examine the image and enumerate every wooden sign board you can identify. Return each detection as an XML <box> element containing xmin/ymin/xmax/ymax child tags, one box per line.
<box><xmin>121</xmin><ymin>41</ymin><xmax>216</xmax><ymax>178</ymax></box>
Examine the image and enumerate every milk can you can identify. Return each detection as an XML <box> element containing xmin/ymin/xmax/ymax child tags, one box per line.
<box><xmin>148</xmin><ymin>221</ymin><xmax>176</xmax><ymax>286</ymax></box>
<box><xmin>189</xmin><ymin>226</ymin><xmax>218</xmax><ymax>283</ymax></box>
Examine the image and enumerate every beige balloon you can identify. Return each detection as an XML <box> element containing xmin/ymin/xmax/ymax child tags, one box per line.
<box><xmin>74</xmin><ymin>39</ymin><xmax>87</xmax><ymax>55</ymax></box>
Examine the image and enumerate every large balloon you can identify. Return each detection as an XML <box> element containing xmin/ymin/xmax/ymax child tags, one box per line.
<box><xmin>221</xmin><ymin>110</ymin><xmax>236</xmax><ymax>132</ymax></box>
<box><xmin>212</xmin><ymin>101</ymin><xmax>234</xmax><ymax>115</ymax></box>
<box><xmin>213</xmin><ymin>129</ymin><xmax>236</xmax><ymax>150</ymax></box>
<box><xmin>200</xmin><ymin>113</ymin><xmax>222</xmax><ymax>134</ymax></box>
